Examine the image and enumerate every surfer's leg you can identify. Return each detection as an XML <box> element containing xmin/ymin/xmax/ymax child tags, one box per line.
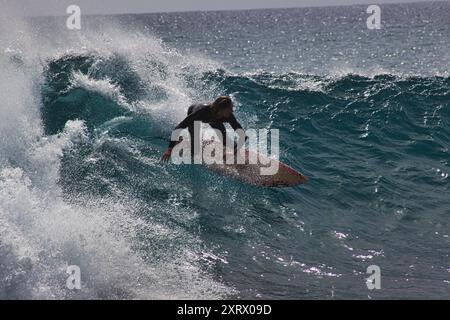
<box><xmin>209</xmin><ymin>122</ymin><xmax>233</xmax><ymax>163</ymax></box>
<box><xmin>209</xmin><ymin>122</ymin><xmax>227</xmax><ymax>146</ymax></box>
<box><xmin>210</xmin><ymin>122</ymin><xmax>242</xmax><ymax>157</ymax></box>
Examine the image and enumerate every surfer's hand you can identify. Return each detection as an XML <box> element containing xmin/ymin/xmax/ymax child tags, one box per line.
<box><xmin>161</xmin><ymin>148</ymin><xmax>173</xmax><ymax>163</ymax></box>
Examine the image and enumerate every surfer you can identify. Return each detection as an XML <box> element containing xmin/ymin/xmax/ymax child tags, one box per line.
<box><xmin>161</xmin><ymin>96</ymin><xmax>246</xmax><ymax>162</ymax></box>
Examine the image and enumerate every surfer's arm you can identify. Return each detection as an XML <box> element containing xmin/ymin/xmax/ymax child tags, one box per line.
<box><xmin>228</xmin><ymin>114</ymin><xmax>243</xmax><ymax>131</ymax></box>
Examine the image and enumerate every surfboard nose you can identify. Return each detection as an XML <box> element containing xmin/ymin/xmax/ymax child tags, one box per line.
<box><xmin>287</xmin><ymin>172</ymin><xmax>308</xmax><ymax>186</ymax></box>
<box><xmin>273</xmin><ymin>162</ymin><xmax>308</xmax><ymax>187</ymax></box>
<box><xmin>267</xmin><ymin>171</ymin><xmax>308</xmax><ymax>187</ymax></box>
<box><xmin>299</xmin><ymin>174</ymin><xmax>309</xmax><ymax>183</ymax></box>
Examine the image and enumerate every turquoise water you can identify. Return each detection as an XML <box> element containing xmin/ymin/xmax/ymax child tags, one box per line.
<box><xmin>0</xmin><ymin>2</ymin><xmax>449</xmax><ymax>299</ymax></box>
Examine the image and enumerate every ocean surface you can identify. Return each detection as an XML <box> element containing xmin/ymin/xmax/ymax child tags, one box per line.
<box><xmin>0</xmin><ymin>1</ymin><xmax>449</xmax><ymax>299</ymax></box>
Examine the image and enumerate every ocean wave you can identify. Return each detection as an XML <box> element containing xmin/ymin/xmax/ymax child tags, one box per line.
<box><xmin>0</xmin><ymin>13</ymin><xmax>234</xmax><ymax>300</ymax></box>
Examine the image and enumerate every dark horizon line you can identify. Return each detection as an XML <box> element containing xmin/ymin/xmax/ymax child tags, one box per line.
<box><xmin>27</xmin><ymin>0</ymin><xmax>447</xmax><ymax>19</ymax></box>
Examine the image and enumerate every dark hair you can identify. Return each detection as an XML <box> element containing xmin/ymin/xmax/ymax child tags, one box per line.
<box><xmin>211</xmin><ymin>96</ymin><xmax>233</xmax><ymax>113</ymax></box>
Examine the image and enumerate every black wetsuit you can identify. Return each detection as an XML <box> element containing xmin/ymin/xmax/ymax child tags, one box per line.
<box><xmin>168</xmin><ymin>104</ymin><xmax>245</xmax><ymax>153</ymax></box>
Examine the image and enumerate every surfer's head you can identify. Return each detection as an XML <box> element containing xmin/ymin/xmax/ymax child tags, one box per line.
<box><xmin>211</xmin><ymin>96</ymin><xmax>234</xmax><ymax>118</ymax></box>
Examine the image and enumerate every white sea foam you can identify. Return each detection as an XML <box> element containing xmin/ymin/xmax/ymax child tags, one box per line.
<box><xmin>69</xmin><ymin>71</ymin><xmax>129</xmax><ymax>107</ymax></box>
<box><xmin>0</xmin><ymin>8</ymin><xmax>232</xmax><ymax>299</ymax></box>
